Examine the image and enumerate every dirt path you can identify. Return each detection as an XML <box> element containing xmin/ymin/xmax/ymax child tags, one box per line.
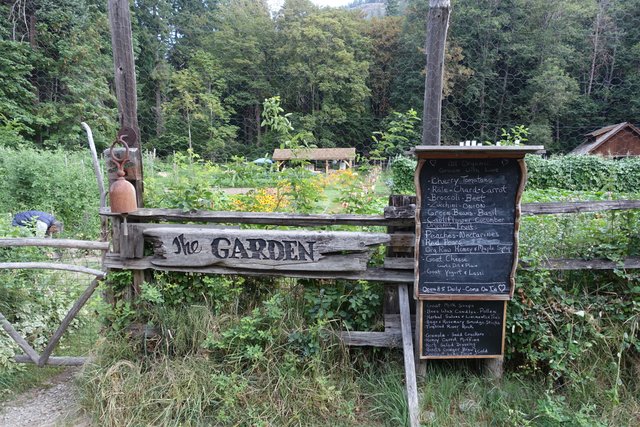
<box><xmin>0</xmin><ymin>368</ymin><xmax>90</xmax><ymax>427</ymax></box>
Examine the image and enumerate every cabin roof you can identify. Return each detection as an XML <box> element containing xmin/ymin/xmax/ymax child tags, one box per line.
<box><xmin>272</xmin><ymin>147</ymin><xmax>356</xmax><ymax>161</ymax></box>
<box><xmin>570</xmin><ymin>122</ymin><xmax>640</xmax><ymax>155</ymax></box>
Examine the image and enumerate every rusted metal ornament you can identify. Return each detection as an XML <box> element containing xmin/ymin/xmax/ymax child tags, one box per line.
<box><xmin>109</xmin><ymin>135</ymin><xmax>138</xmax><ymax>214</ymax></box>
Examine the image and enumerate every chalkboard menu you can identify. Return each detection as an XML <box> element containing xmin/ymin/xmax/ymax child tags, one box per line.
<box><xmin>421</xmin><ymin>300</ymin><xmax>505</xmax><ymax>358</ymax></box>
<box><xmin>416</xmin><ymin>158</ymin><xmax>523</xmax><ymax>298</ymax></box>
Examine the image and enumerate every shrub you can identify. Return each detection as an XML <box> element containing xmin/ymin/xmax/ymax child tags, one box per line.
<box><xmin>389</xmin><ymin>156</ymin><xmax>416</xmax><ymax>194</ymax></box>
<box><xmin>0</xmin><ymin>147</ymin><xmax>101</xmax><ymax>238</ymax></box>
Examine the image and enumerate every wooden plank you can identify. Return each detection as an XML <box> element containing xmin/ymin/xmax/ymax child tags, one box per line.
<box><xmin>384</xmin><ymin>257</ymin><xmax>414</xmax><ymax>270</ymax></box>
<box><xmin>385</xmin><ymin>200</ymin><xmax>640</xmax><ymax>221</ymax></box>
<box><xmin>0</xmin><ymin>238</ymin><xmax>109</xmax><ymax>250</ymax></box>
<box><xmin>38</xmin><ymin>278</ymin><xmax>101</xmax><ymax>366</ymax></box>
<box><xmin>484</xmin><ymin>357</ymin><xmax>504</xmax><ymax>379</ymax></box>
<box><xmin>388</xmin><ymin>233</ymin><xmax>415</xmax><ymax>250</ymax></box>
<box><xmin>521</xmin><ymin>257</ymin><xmax>640</xmax><ymax>270</ymax></box>
<box><xmin>103</xmin><ymin>254</ymin><xmax>415</xmax><ymax>283</ymax></box>
<box><xmin>385</xmin><ymin>256</ymin><xmax>640</xmax><ymax>271</ymax></box>
<box><xmin>384</xmin><ymin>314</ymin><xmax>416</xmax><ymax>333</ymax></box>
<box><xmin>14</xmin><ymin>355</ymin><xmax>86</xmax><ymax>366</ymax></box>
<box><xmin>100</xmin><ymin>208</ymin><xmax>407</xmax><ymax>227</ymax></box>
<box><xmin>521</xmin><ymin>200</ymin><xmax>640</xmax><ymax>215</ymax></box>
<box><xmin>413</xmin><ymin>146</ymin><xmax>545</xmax><ymax>158</ymax></box>
<box><xmin>0</xmin><ymin>312</ymin><xmax>40</xmax><ymax>364</ymax></box>
<box><xmin>111</xmin><ymin>216</ymin><xmax>122</xmax><ymax>253</ymax></box>
<box><xmin>143</xmin><ymin>227</ymin><xmax>389</xmax><ymax>272</ymax></box>
<box><xmin>0</xmin><ymin>262</ymin><xmax>106</xmax><ymax>278</ymax></box>
<box><xmin>122</xmin><ymin>223</ymin><xmax>242</xmax><ymax>259</ymax></box>
<box><xmin>338</xmin><ymin>331</ymin><xmax>402</xmax><ymax>348</ymax></box>
<box><xmin>121</xmin><ymin>224</ymin><xmax>145</xmax><ymax>258</ymax></box>
<box><xmin>399</xmin><ymin>284</ymin><xmax>420</xmax><ymax>427</ymax></box>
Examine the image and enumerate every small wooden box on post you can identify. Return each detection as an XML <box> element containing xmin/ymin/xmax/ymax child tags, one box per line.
<box><xmin>413</xmin><ymin>146</ymin><xmax>543</xmax><ymax>372</ymax></box>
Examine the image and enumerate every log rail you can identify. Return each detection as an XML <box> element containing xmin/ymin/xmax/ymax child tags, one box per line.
<box><xmin>101</xmin><ymin>200</ymin><xmax>640</xmax><ymax>274</ymax></box>
<box><xmin>0</xmin><ymin>238</ymin><xmax>107</xmax><ymax>366</ymax></box>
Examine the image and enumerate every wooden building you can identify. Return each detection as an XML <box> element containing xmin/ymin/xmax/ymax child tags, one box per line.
<box><xmin>272</xmin><ymin>147</ymin><xmax>356</xmax><ymax>173</ymax></box>
<box><xmin>570</xmin><ymin>122</ymin><xmax>640</xmax><ymax>157</ymax></box>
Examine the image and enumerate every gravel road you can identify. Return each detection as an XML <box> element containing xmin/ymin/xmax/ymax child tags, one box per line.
<box><xmin>0</xmin><ymin>368</ymin><xmax>90</xmax><ymax>427</ymax></box>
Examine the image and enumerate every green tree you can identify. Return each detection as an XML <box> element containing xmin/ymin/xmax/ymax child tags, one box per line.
<box><xmin>161</xmin><ymin>51</ymin><xmax>237</xmax><ymax>158</ymax></box>
<box><xmin>0</xmin><ymin>0</ymin><xmax>117</xmax><ymax>149</ymax></box>
<box><xmin>370</xmin><ymin>109</ymin><xmax>420</xmax><ymax>160</ymax></box>
<box><xmin>211</xmin><ymin>0</ymin><xmax>276</xmax><ymax>154</ymax></box>
<box><xmin>275</xmin><ymin>1</ymin><xmax>372</xmax><ymax>146</ymax></box>
<box><xmin>0</xmin><ymin>40</ymin><xmax>38</xmax><ymax>147</ymax></box>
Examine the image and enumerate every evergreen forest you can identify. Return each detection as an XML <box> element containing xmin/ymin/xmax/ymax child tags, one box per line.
<box><xmin>1</xmin><ymin>0</ymin><xmax>639</xmax><ymax>158</ymax></box>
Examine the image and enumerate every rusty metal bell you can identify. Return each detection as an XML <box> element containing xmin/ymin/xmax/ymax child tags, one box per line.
<box><xmin>109</xmin><ymin>135</ymin><xmax>138</xmax><ymax>214</ymax></box>
<box><xmin>110</xmin><ymin>171</ymin><xmax>137</xmax><ymax>213</ymax></box>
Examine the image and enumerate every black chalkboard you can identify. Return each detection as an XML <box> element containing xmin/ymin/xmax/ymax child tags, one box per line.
<box><xmin>417</xmin><ymin>158</ymin><xmax>522</xmax><ymax>297</ymax></box>
<box><xmin>421</xmin><ymin>300</ymin><xmax>505</xmax><ymax>358</ymax></box>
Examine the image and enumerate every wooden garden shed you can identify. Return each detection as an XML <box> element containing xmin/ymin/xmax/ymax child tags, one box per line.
<box><xmin>272</xmin><ymin>147</ymin><xmax>356</xmax><ymax>173</ymax></box>
<box><xmin>570</xmin><ymin>122</ymin><xmax>640</xmax><ymax>157</ymax></box>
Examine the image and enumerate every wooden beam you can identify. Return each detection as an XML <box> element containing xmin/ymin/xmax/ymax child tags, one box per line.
<box><xmin>338</xmin><ymin>331</ymin><xmax>402</xmax><ymax>348</ymax></box>
<box><xmin>521</xmin><ymin>257</ymin><xmax>640</xmax><ymax>271</ymax></box>
<box><xmin>14</xmin><ymin>355</ymin><xmax>86</xmax><ymax>366</ymax></box>
<box><xmin>0</xmin><ymin>312</ymin><xmax>40</xmax><ymax>364</ymax></box>
<box><xmin>108</xmin><ymin>0</ymin><xmax>139</xmax><ymax>138</ymax></box>
<box><xmin>100</xmin><ymin>208</ymin><xmax>408</xmax><ymax>227</ymax></box>
<box><xmin>108</xmin><ymin>0</ymin><xmax>143</xmax><ymax>207</ymax></box>
<box><xmin>399</xmin><ymin>284</ymin><xmax>420</xmax><ymax>427</ymax></box>
<box><xmin>422</xmin><ymin>0</ymin><xmax>451</xmax><ymax>146</ymax></box>
<box><xmin>0</xmin><ymin>262</ymin><xmax>106</xmax><ymax>278</ymax></box>
<box><xmin>0</xmin><ymin>238</ymin><xmax>109</xmax><ymax>250</ymax></box>
<box><xmin>385</xmin><ymin>256</ymin><xmax>640</xmax><ymax>271</ymax></box>
<box><xmin>103</xmin><ymin>254</ymin><xmax>414</xmax><ymax>283</ymax></box>
<box><xmin>38</xmin><ymin>278</ymin><xmax>101</xmax><ymax>366</ymax></box>
<box><xmin>521</xmin><ymin>200</ymin><xmax>640</xmax><ymax>215</ymax></box>
<box><xmin>385</xmin><ymin>200</ymin><xmax>640</xmax><ymax>222</ymax></box>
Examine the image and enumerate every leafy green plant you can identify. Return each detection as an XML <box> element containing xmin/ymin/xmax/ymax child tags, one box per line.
<box><xmin>303</xmin><ymin>281</ymin><xmax>382</xmax><ymax>331</ymax></box>
<box><xmin>261</xmin><ymin>96</ymin><xmax>316</xmax><ymax>152</ymax></box>
<box><xmin>370</xmin><ymin>109</ymin><xmax>421</xmax><ymax>161</ymax></box>
<box><xmin>389</xmin><ymin>156</ymin><xmax>417</xmax><ymax>194</ymax></box>
<box><xmin>486</xmin><ymin>125</ymin><xmax>530</xmax><ymax>146</ymax></box>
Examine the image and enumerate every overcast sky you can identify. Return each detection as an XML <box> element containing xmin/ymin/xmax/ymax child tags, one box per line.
<box><xmin>268</xmin><ymin>0</ymin><xmax>355</xmax><ymax>12</ymax></box>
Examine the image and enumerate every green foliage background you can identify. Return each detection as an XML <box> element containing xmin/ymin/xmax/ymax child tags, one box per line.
<box><xmin>2</xmin><ymin>0</ymin><xmax>640</xmax><ymax>157</ymax></box>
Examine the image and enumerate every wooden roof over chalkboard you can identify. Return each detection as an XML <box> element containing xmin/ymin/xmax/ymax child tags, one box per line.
<box><xmin>412</xmin><ymin>145</ymin><xmax>545</xmax><ymax>159</ymax></box>
<box><xmin>272</xmin><ymin>147</ymin><xmax>356</xmax><ymax>161</ymax></box>
<box><xmin>570</xmin><ymin>122</ymin><xmax>640</xmax><ymax>155</ymax></box>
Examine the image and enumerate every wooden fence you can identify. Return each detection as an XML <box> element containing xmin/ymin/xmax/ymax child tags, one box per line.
<box><xmin>0</xmin><ymin>238</ymin><xmax>107</xmax><ymax>366</ymax></box>
<box><xmin>0</xmin><ymin>196</ymin><xmax>640</xmax><ymax>427</ymax></box>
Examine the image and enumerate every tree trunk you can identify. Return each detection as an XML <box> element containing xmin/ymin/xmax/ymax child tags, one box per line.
<box><xmin>187</xmin><ymin>110</ymin><xmax>193</xmax><ymax>152</ymax></box>
<box><xmin>256</xmin><ymin>103</ymin><xmax>262</xmax><ymax>146</ymax></box>
<box><xmin>155</xmin><ymin>82</ymin><xmax>164</xmax><ymax>137</ymax></box>
<box><xmin>588</xmin><ymin>6</ymin><xmax>603</xmax><ymax>96</ymax></box>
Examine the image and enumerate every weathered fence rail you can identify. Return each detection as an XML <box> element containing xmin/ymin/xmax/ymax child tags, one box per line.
<box><xmin>102</xmin><ymin>200</ymin><xmax>640</xmax><ymax>277</ymax></box>
<box><xmin>0</xmin><ymin>238</ymin><xmax>106</xmax><ymax>366</ymax></box>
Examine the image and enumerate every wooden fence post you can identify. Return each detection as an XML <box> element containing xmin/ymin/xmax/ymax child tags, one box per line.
<box><xmin>108</xmin><ymin>0</ymin><xmax>143</xmax><ymax>208</ymax></box>
<box><xmin>422</xmin><ymin>0</ymin><xmax>451</xmax><ymax>146</ymax></box>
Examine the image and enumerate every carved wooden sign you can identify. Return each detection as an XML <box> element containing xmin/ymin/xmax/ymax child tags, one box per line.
<box><xmin>144</xmin><ymin>227</ymin><xmax>389</xmax><ymax>272</ymax></box>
